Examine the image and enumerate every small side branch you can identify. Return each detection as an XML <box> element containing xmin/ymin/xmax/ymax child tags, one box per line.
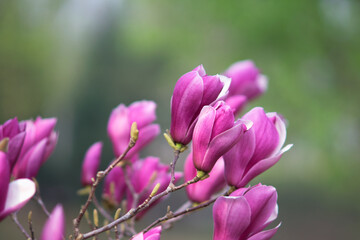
<box><xmin>11</xmin><ymin>212</ymin><xmax>31</xmax><ymax>240</ymax></box>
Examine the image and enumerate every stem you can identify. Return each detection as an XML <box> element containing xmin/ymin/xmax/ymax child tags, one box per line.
<box><xmin>11</xmin><ymin>212</ymin><xmax>31</xmax><ymax>239</ymax></box>
<box><xmin>73</xmin><ymin>138</ymin><xmax>135</xmax><ymax>238</ymax></box>
<box><xmin>34</xmin><ymin>192</ymin><xmax>50</xmax><ymax>217</ymax></box>
<box><xmin>82</xmin><ymin>175</ymin><xmax>201</xmax><ymax>239</ymax></box>
<box><xmin>169</xmin><ymin>149</ymin><xmax>180</xmax><ymax>187</ymax></box>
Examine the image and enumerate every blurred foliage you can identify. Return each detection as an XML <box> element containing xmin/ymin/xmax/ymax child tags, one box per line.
<box><xmin>0</xmin><ymin>0</ymin><xmax>360</xmax><ymax>239</ymax></box>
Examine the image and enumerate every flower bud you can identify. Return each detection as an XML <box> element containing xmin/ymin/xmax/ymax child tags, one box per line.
<box><xmin>41</xmin><ymin>204</ymin><xmax>65</xmax><ymax>240</ymax></box>
<box><xmin>223</xmin><ymin>107</ymin><xmax>292</xmax><ymax>188</ymax></box>
<box><xmin>184</xmin><ymin>153</ymin><xmax>226</xmax><ymax>203</ymax></box>
<box><xmin>192</xmin><ymin>101</ymin><xmax>251</xmax><ymax>173</ymax></box>
<box><xmin>224</xmin><ymin>60</ymin><xmax>268</xmax><ymax>100</ymax></box>
<box><xmin>108</xmin><ymin>101</ymin><xmax>160</xmax><ymax>158</ymax></box>
<box><xmin>170</xmin><ymin>65</ymin><xmax>230</xmax><ymax>145</ymax></box>
<box><xmin>213</xmin><ymin>184</ymin><xmax>279</xmax><ymax>240</ymax></box>
<box><xmin>81</xmin><ymin>142</ymin><xmax>103</xmax><ymax>186</ymax></box>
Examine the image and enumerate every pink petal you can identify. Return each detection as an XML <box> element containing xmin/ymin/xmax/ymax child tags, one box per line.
<box><xmin>0</xmin><ymin>152</ymin><xmax>10</xmax><ymax>211</ymax></box>
<box><xmin>192</xmin><ymin>106</ymin><xmax>216</xmax><ymax>170</ymax></box>
<box><xmin>170</xmin><ymin>71</ymin><xmax>204</xmax><ymax>144</ymax></box>
<box><xmin>239</xmin><ymin>144</ymin><xmax>293</xmax><ymax>187</ymax></box>
<box><xmin>128</xmin><ymin>101</ymin><xmax>157</xmax><ymax>129</ymax></box>
<box><xmin>247</xmin><ymin>223</ymin><xmax>281</xmax><ymax>240</ymax></box>
<box><xmin>127</xmin><ymin>124</ymin><xmax>160</xmax><ymax>158</ymax></box>
<box><xmin>225</xmin><ymin>95</ymin><xmax>248</xmax><ymax>116</ymax></box>
<box><xmin>213</xmin><ymin>196</ymin><xmax>251</xmax><ymax>240</ymax></box>
<box><xmin>41</xmin><ymin>204</ymin><xmax>65</xmax><ymax>240</ymax></box>
<box><xmin>0</xmin><ymin>179</ymin><xmax>35</xmax><ymax>221</ymax></box>
<box><xmin>201</xmin><ymin>120</ymin><xmax>248</xmax><ymax>173</ymax></box>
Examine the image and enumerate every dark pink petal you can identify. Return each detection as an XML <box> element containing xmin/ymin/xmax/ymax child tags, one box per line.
<box><xmin>243</xmin><ymin>107</ymin><xmax>279</xmax><ymax>166</ymax></box>
<box><xmin>81</xmin><ymin>142</ymin><xmax>103</xmax><ymax>186</ymax></box>
<box><xmin>211</xmin><ymin>102</ymin><xmax>235</xmax><ymax>140</ymax></box>
<box><xmin>17</xmin><ymin>139</ymin><xmax>47</xmax><ymax>179</ymax></box>
<box><xmin>127</xmin><ymin>124</ymin><xmax>160</xmax><ymax>158</ymax></box>
<box><xmin>7</xmin><ymin>132</ymin><xmax>26</xmax><ymax>169</ymax></box>
<box><xmin>201</xmin><ymin>120</ymin><xmax>249</xmax><ymax>173</ymax></box>
<box><xmin>2</xmin><ymin>118</ymin><xmax>20</xmax><ymax>138</ymax></box>
<box><xmin>0</xmin><ymin>179</ymin><xmax>35</xmax><ymax>221</ymax></box>
<box><xmin>225</xmin><ymin>95</ymin><xmax>248</xmax><ymax>116</ymax></box>
<box><xmin>128</xmin><ymin>101</ymin><xmax>157</xmax><ymax>129</ymax></box>
<box><xmin>41</xmin><ymin>204</ymin><xmax>65</xmax><ymax>240</ymax></box>
<box><xmin>223</xmin><ymin>128</ymin><xmax>255</xmax><ymax>188</ymax></box>
<box><xmin>131</xmin><ymin>232</ymin><xmax>144</xmax><ymax>240</ymax></box>
<box><xmin>170</xmin><ymin>71</ymin><xmax>204</xmax><ymax>144</ymax></box>
<box><xmin>243</xmin><ymin>185</ymin><xmax>278</xmax><ymax>236</ymax></box>
<box><xmin>239</xmin><ymin>144</ymin><xmax>293</xmax><ymax>187</ymax></box>
<box><xmin>131</xmin><ymin>157</ymin><xmax>160</xmax><ymax>193</ymax></box>
<box><xmin>247</xmin><ymin>224</ymin><xmax>281</xmax><ymax>240</ymax></box>
<box><xmin>192</xmin><ymin>106</ymin><xmax>216</xmax><ymax>171</ymax></box>
<box><xmin>213</xmin><ymin>196</ymin><xmax>251</xmax><ymax>240</ymax></box>
<box><xmin>0</xmin><ymin>152</ymin><xmax>10</xmax><ymax>211</ymax></box>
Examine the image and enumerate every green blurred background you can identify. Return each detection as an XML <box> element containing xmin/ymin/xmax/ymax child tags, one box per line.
<box><xmin>1</xmin><ymin>0</ymin><xmax>360</xmax><ymax>239</ymax></box>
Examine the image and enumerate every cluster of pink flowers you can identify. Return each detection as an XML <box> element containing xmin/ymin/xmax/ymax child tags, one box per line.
<box><xmin>0</xmin><ymin>60</ymin><xmax>292</xmax><ymax>240</ymax></box>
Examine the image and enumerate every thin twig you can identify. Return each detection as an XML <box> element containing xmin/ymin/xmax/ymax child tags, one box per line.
<box><xmin>73</xmin><ymin>138</ymin><xmax>136</xmax><ymax>238</ymax></box>
<box><xmin>169</xmin><ymin>150</ymin><xmax>180</xmax><ymax>188</ymax></box>
<box><xmin>123</xmin><ymin>167</ymin><xmax>138</xmax><ymax>233</ymax></box>
<box><xmin>11</xmin><ymin>212</ymin><xmax>31</xmax><ymax>239</ymax></box>
<box><xmin>34</xmin><ymin>192</ymin><xmax>50</xmax><ymax>217</ymax></box>
<box><xmin>82</xmin><ymin>175</ymin><xmax>202</xmax><ymax>239</ymax></box>
<box><xmin>28</xmin><ymin>211</ymin><xmax>35</xmax><ymax>240</ymax></box>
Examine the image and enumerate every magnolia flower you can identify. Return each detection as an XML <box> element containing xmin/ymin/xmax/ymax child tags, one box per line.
<box><xmin>81</xmin><ymin>142</ymin><xmax>103</xmax><ymax>186</ymax></box>
<box><xmin>108</xmin><ymin>101</ymin><xmax>160</xmax><ymax>158</ymax></box>
<box><xmin>170</xmin><ymin>65</ymin><xmax>230</xmax><ymax>145</ymax></box>
<box><xmin>12</xmin><ymin>117</ymin><xmax>58</xmax><ymax>179</ymax></box>
<box><xmin>0</xmin><ymin>118</ymin><xmax>26</xmax><ymax>169</ymax></box>
<box><xmin>41</xmin><ymin>204</ymin><xmax>65</xmax><ymax>240</ymax></box>
<box><xmin>223</xmin><ymin>107</ymin><xmax>292</xmax><ymax>188</ymax></box>
<box><xmin>224</xmin><ymin>60</ymin><xmax>268</xmax><ymax>100</ymax></box>
<box><xmin>0</xmin><ymin>152</ymin><xmax>35</xmax><ymax>221</ymax></box>
<box><xmin>184</xmin><ymin>153</ymin><xmax>226</xmax><ymax>203</ymax></box>
<box><xmin>213</xmin><ymin>184</ymin><xmax>280</xmax><ymax>240</ymax></box>
<box><xmin>192</xmin><ymin>101</ymin><xmax>252</xmax><ymax>173</ymax></box>
<box><xmin>126</xmin><ymin>157</ymin><xmax>182</xmax><ymax>219</ymax></box>
<box><xmin>132</xmin><ymin>226</ymin><xmax>162</xmax><ymax>240</ymax></box>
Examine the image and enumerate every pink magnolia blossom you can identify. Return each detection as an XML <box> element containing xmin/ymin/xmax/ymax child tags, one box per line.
<box><xmin>81</xmin><ymin>142</ymin><xmax>103</xmax><ymax>186</ymax></box>
<box><xmin>192</xmin><ymin>101</ymin><xmax>252</xmax><ymax>173</ymax></box>
<box><xmin>213</xmin><ymin>184</ymin><xmax>280</xmax><ymax>240</ymax></box>
<box><xmin>224</xmin><ymin>60</ymin><xmax>268</xmax><ymax>100</ymax></box>
<box><xmin>12</xmin><ymin>117</ymin><xmax>58</xmax><ymax>179</ymax></box>
<box><xmin>108</xmin><ymin>101</ymin><xmax>160</xmax><ymax>158</ymax></box>
<box><xmin>223</xmin><ymin>107</ymin><xmax>292</xmax><ymax>188</ymax></box>
<box><xmin>102</xmin><ymin>166</ymin><xmax>126</xmax><ymax>207</ymax></box>
<box><xmin>0</xmin><ymin>152</ymin><xmax>35</xmax><ymax>221</ymax></box>
<box><xmin>170</xmin><ymin>65</ymin><xmax>230</xmax><ymax>145</ymax></box>
<box><xmin>127</xmin><ymin>157</ymin><xmax>182</xmax><ymax>219</ymax></box>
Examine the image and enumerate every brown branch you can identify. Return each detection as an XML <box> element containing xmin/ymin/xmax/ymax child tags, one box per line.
<box><xmin>34</xmin><ymin>192</ymin><xmax>50</xmax><ymax>217</ymax></box>
<box><xmin>81</xmin><ymin>175</ymin><xmax>202</xmax><ymax>239</ymax></box>
<box><xmin>11</xmin><ymin>212</ymin><xmax>31</xmax><ymax>239</ymax></box>
<box><xmin>73</xmin><ymin>138</ymin><xmax>136</xmax><ymax>238</ymax></box>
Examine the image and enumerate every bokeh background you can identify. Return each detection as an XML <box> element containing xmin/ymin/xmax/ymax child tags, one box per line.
<box><xmin>1</xmin><ymin>0</ymin><xmax>360</xmax><ymax>239</ymax></box>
